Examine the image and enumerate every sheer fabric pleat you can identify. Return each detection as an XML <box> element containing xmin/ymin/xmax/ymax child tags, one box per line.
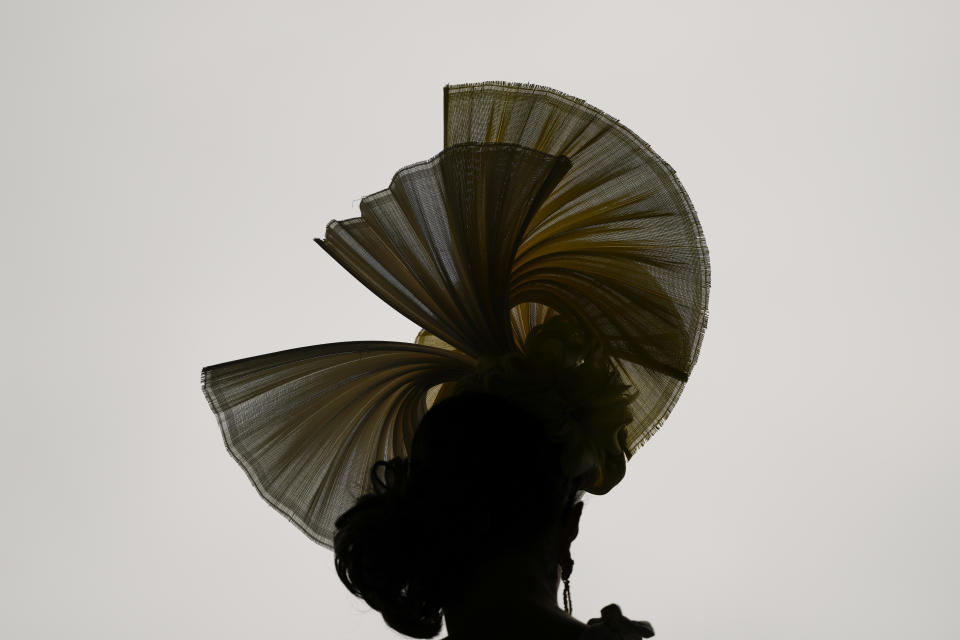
<box><xmin>201</xmin><ymin>343</ymin><xmax>473</xmax><ymax>546</ymax></box>
<box><xmin>201</xmin><ymin>82</ymin><xmax>709</xmax><ymax>547</ymax></box>
<box><xmin>444</xmin><ymin>82</ymin><xmax>709</xmax><ymax>450</ymax></box>
<box><xmin>318</xmin><ymin>143</ymin><xmax>572</xmax><ymax>358</ymax></box>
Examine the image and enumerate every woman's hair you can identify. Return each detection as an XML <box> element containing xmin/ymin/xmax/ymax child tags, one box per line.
<box><xmin>333</xmin><ymin>391</ymin><xmax>583</xmax><ymax>638</ymax></box>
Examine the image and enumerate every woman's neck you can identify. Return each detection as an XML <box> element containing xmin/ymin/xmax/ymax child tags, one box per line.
<box><xmin>441</xmin><ymin>550</ymin><xmax>585</xmax><ymax>640</ymax></box>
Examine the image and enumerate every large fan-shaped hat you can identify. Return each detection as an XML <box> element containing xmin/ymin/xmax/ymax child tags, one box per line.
<box><xmin>201</xmin><ymin>81</ymin><xmax>709</xmax><ymax>548</ymax></box>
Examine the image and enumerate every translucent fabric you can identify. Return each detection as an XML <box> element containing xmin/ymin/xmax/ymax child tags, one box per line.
<box><xmin>201</xmin><ymin>82</ymin><xmax>710</xmax><ymax>548</ymax></box>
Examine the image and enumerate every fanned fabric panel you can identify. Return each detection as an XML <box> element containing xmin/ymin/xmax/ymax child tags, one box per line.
<box><xmin>444</xmin><ymin>82</ymin><xmax>710</xmax><ymax>450</ymax></box>
<box><xmin>201</xmin><ymin>342</ymin><xmax>474</xmax><ymax>547</ymax></box>
<box><xmin>318</xmin><ymin>143</ymin><xmax>571</xmax><ymax>358</ymax></box>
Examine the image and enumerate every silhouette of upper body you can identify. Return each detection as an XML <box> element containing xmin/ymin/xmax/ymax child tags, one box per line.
<box><xmin>334</xmin><ymin>392</ymin><xmax>654</xmax><ymax>639</ymax></box>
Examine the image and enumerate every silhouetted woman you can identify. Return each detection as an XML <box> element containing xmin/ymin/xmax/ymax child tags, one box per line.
<box><xmin>201</xmin><ymin>81</ymin><xmax>708</xmax><ymax>640</ymax></box>
<box><xmin>334</xmin><ymin>391</ymin><xmax>654</xmax><ymax>640</ymax></box>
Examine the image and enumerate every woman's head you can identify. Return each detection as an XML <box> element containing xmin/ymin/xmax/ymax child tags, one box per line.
<box><xmin>333</xmin><ymin>391</ymin><xmax>584</xmax><ymax>638</ymax></box>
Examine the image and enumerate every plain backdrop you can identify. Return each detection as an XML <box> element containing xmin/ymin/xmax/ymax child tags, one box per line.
<box><xmin>2</xmin><ymin>1</ymin><xmax>958</xmax><ymax>638</ymax></box>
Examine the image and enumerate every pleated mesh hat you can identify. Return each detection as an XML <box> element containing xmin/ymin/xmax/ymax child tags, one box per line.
<box><xmin>201</xmin><ymin>81</ymin><xmax>709</xmax><ymax>548</ymax></box>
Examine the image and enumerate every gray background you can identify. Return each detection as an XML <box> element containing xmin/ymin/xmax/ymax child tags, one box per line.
<box><xmin>3</xmin><ymin>1</ymin><xmax>957</xmax><ymax>638</ymax></box>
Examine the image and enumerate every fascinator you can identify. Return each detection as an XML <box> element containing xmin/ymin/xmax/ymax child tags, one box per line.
<box><xmin>201</xmin><ymin>81</ymin><xmax>709</xmax><ymax>548</ymax></box>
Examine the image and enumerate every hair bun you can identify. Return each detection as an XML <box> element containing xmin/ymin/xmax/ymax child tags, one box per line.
<box><xmin>334</xmin><ymin>457</ymin><xmax>441</xmax><ymax>638</ymax></box>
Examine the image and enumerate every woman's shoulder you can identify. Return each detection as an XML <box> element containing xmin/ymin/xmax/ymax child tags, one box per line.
<box><xmin>578</xmin><ymin>604</ymin><xmax>655</xmax><ymax>639</ymax></box>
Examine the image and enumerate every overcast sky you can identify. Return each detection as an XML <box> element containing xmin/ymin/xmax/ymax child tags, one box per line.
<box><xmin>3</xmin><ymin>1</ymin><xmax>958</xmax><ymax>638</ymax></box>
